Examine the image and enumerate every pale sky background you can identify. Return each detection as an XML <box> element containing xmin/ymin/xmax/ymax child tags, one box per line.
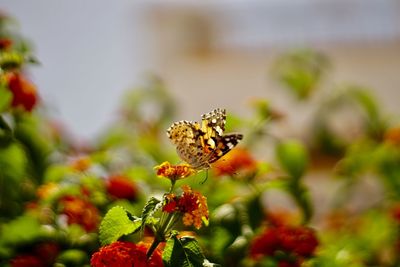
<box><xmin>1</xmin><ymin>0</ymin><xmax>399</xmax><ymax>141</ymax></box>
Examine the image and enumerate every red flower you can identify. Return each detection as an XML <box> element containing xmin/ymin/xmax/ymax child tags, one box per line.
<box><xmin>59</xmin><ymin>195</ymin><xmax>100</xmax><ymax>232</ymax></box>
<box><xmin>162</xmin><ymin>193</ymin><xmax>177</xmax><ymax>213</ymax></box>
<box><xmin>6</xmin><ymin>72</ymin><xmax>38</xmax><ymax>112</ymax></box>
<box><xmin>250</xmin><ymin>226</ymin><xmax>318</xmax><ymax>262</ymax></box>
<box><xmin>0</xmin><ymin>38</ymin><xmax>12</xmax><ymax>50</ymax></box>
<box><xmin>34</xmin><ymin>242</ymin><xmax>60</xmax><ymax>266</ymax></box>
<box><xmin>250</xmin><ymin>227</ymin><xmax>280</xmax><ymax>258</ymax></box>
<box><xmin>9</xmin><ymin>242</ymin><xmax>60</xmax><ymax>267</ymax></box>
<box><xmin>212</xmin><ymin>148</ymin><xmax>257</xmax><ymax>177</ymax></box>
<box><xmin>278</xmin><ymin>260</ymin><xmax>301</xmax><ymax>267</ymax></box>
<box><xmin>107</xmin><ymin>175</ymin><xmax>138</xmax><ymax>200</ymax></box>
<box><xmin>278</xmin><ymin>227</ymin><xmax>318</xmax><ymax>257</ymax></box>
<box><xmin>91</xmin><ymin>241</ymin><xmax>163</xmax><ymax>267</ymax></box>
<box><xmin>10</xmin><ymin>255</ymin><xmax>44</xmax><ymax>267</ymax></box>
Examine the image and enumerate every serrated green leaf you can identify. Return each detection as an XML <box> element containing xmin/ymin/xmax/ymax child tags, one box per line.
<box><xmin>141</xmin><ymin>197</ymin><xmax>160</xmax><ymax>232</ymax></box>
<box><xmin>163</xmin><ymin>234</ymin><xmax>206</xmax><ymax>267</ymax></box>
<box><xmin>99</xmin><ymin>206</ymin><xmax>141</xmax><ymax>246</ymax></box>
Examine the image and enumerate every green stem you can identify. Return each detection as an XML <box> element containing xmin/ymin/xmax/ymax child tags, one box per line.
<box><xmin>147</xmin><ymin>212</ymin><xmax>177</xmax><ymax>259</ymax></box>
<box><xmin>146</xmin><ymin>237</ymin><xmax>161</xmax><ymax>259</ymax></box>
<box><xmin>169</xmin><ymin>179</ymin><xmax>176</xmax><ymax>193</ymax></box>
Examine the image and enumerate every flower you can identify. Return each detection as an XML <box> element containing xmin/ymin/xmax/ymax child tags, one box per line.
<box><xmin>10</xmin><ymin>255</ymin><xmax>44</xmax><ymax>267</ymax></box>
<box><xmin>0</xmin><ymin>38</ymin><xmax>12</xmax><ymax>50</ymax></box>
<box><xmin>385</xmin><ymin>126</ymin><xmax>400</xmax><ymax>146</ymax></box>
<box><xmin>70</xmin><ymin>156</ymin><xmax>91</xmax><ymax>172</ymax></box>
<box><xmin>107</xmin><ymin>175</ymin><xmax>138</xmax><ymax>200</ymax></box>
<box><xmin>155</xmin><ymin>162</ymin><xmax>196</xmax><ymax>181</ymax></box>
<box><xmin>10</xmin><ymin>242</ymin><xmax>60</xmax><ymax>267</ymax></box>
<box><xmin>59</xmin><ymin>195</ymin><xmax>100</xmax><ymax>232</ymax></box>
<box><xmin>250</xmin><ymin>225</ymin><xmax>318</xmax><ymax>262</ymax></box>
<box><xmin>162</xmin><ymin>185</ymin><xmax>208</xmax><ymax>229</ymax></box>
<box><xmin>212</xmin><ymin>148</ymin><xmax>257</xmax><ymax>177</ymax></box>
<box><xmin>33</xmin><ymin>242</ymin><xmax>60</xmax><ymax>266</ymax></box>
<box><xmin>36</xmin><ymin>182</ymin><xmax>60</xmax><ymax>199</ymax></box>
<box><xmin>5</xmin><ymin>72</ymin><xmax>38</xmax><ymax>112</ymax></box>
<box><xmin>90</xmin><ymin>241</ymin><xmax>163</xmax><ymax>267</ymax></box>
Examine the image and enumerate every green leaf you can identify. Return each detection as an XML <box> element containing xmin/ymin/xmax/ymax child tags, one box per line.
<box><xmin>99</xmin><ymin>206</ymin><xmax>141</xmax><ymax>246</ymax></box>
<box><xmin>0</xmin><ymin>86</ymin><xmax>12</xmax><ymax>112</ymax></box>
<box><xmin>276</xmin><ymin>140</ymin><xmax>309</xmax><ymax>180</ymax></box>
<box><xmin>0</xmin><ymin>215</ymin><xmax>41</xmax><ymax>245</ymax></box>
<box><xmin>14</xmin><ymin>116</ymin><xmax>53</xmax><ymax>182</ymax></box>
<box><xmin>141</xmin><ymin>197</ymin><xmax>161</xmax><ymax>232</ymax></box>
<box><xmin>163</xmin><ymin>234</ymin><xmax>207</xmax><ymax>267</ymax></box>
<box><xmin>56</xmin><ymin>249</ymin><xmax>89</xmax><ymax>266</ymax></box>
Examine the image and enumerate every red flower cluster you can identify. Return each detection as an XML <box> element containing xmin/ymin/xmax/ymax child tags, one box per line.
<box><xmin>91</xmin><ymin>241</ymin><xmax>163</xmax><ymax>267</ymax></box>
<box><xmin>106</xmin><ymin>175</ymin><xmax>138</xmax><ymax>200</ymax></box>
<box><xmin>212</xmin><ymin>148</ymin><xmax>257</xmax><ymax>177</ymax></box>
<box><xmin>250</xmin><ymin>226</ymin><xmax>318</xmax><ymax>266</ymax></box>
<box><xmin>5</xmin><ymin>72</ymin><xmax>38</xmax><ymax>112</ymax></box>
<box><xmin>10</xmin><ymin>242</ymin><xmax>60</xmax><ymax>267</ymax></box>
<box><xmin>0</xmin><ymin>38</ymin><xmax>12</xmax><ymax>50</ymax></box>
<box><xmin>163</xmin><ymin>185</ymin><xmax>209</xmax><ymax>229</ymax></box>
<box><xmin>59</xmin><ymin>195</ymin><xmax>100</xmax><ymax>232</ymax></box>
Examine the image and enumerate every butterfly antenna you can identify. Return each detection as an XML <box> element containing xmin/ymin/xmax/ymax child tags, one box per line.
<box><xmin>201</xmin><ymin>169</ymin><xmax>209</xmax><ymax>184</ymax></box>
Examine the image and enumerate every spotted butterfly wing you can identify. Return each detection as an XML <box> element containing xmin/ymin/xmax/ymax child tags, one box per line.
<box><xmin>167</xmin><ymin>108</ymin><xmax>243</xmax><ymax>170</ymax></box>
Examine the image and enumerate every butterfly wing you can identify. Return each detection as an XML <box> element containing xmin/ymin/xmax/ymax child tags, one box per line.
<box><xmin>208</xmin><ymin>133</ymin><xmax>243</xmax><ymax>164</ymax></box>
<box><xmin>201</xmin><ymin>108</ymin><xmax>226</xmax><ymax>136</ymax></box>
<box><xmin>167</xmin><ymin>120</ymin><xmax>211</xmax><ymax>168</ymax></box>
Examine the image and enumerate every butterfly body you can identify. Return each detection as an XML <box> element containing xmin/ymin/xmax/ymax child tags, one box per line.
<box><xmin>167</xmin><ymin>108</ymin><xmax>243</xmax><ymax>170</ymax></box>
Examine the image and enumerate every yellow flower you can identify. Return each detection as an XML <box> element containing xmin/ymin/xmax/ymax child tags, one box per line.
<box><xmin>154</xmin><ymin>162</ymin><xmax>196</xmax><ymax>181</ymax></box>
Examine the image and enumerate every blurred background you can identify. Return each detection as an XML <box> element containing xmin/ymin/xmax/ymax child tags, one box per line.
<box><xmin>1</xmin><ymin>0</ymin><xmax>400</xmax><ymax>140</ymax></box>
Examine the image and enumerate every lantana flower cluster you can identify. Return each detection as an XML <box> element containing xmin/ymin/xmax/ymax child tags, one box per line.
<box><xmin>163</xmin><ymin>185</ymin><xmax>209</xmax><ymax>229</ymax></box>
<box><xmin>155</xmin><ymin>161</ymin><xmax>196</xmax><ymax>181</ymax></box>
<box><xmin>91</xmin><ymin>241</ymin><xmax>163</xmax><ymax>267</ymax></box>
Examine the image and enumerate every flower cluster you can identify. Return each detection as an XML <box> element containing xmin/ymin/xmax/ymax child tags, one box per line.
<box><xmin>155</xmin><ymin>161</ymin><xmax>196</xmax><ymax>181</ymax></box>
<box><xmin>59</xmin><ymin>195</ymin><xmax>100</xmax><ymax>232</ymax></box>
<box><xmin>212</xmin><ymin>147</ymin><xmax>257</xmax><ymax>177</ymax></box>
<box><xmin>250</xmin><ymin>225</ymin><xmax>319</xmax><ymax>266</ymax></box>
<box><xmin>163</xmin><ymin>185</ymin><xmax>209</xmax><ymax>229</ymax></box>
<box><xmin>91</xmin><ymin>241</ymin><xmax>163</xmax><ymax>267</ymax></box>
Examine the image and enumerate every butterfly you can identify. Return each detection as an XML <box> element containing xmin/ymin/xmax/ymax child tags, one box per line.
<box><xmin>167</xmin><ymin>108</ymin><xmax>243</xmax><ymax>170</ymax></box>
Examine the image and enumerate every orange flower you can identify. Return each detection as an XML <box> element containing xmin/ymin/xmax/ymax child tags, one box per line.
<box><xmin>155</xmin><ymin>162</ymin><xmax>196</xmax><ymax>181</ymax></box>
<box><xmin>70</xmin><ymin>156</ymin><xmax>91</xmax><ymax>172</ymax></box>
<box><xmin>162</xmin><ymin>185</ymin><xmax>209</xmax><ymax>229</ymax></box>
<box><xmin>5</xmin><ymin>72</ymin><xmax>38</xmax><ymax>112</ymax></box>
<box><xmin>90</xmin><ymin>241</ymin><xmax>163</xmax><ymax>267</ymax></box>
<box><xmin>385</xmin><ymin>126</ymin><xmax>400</xmax><ymax>146</ymax></box>
<box><xmin>59</xmin><ymin>195</ymin><xmax>100</xmax><ymax>232</ymax></box>
<box><xmin>212</xmin><ymin>147</ymin><xmax>257</xmax><ymax>176</ymax></box>
<box><xmin>36</xmin><ymin>183</ymin><xmax>60</xmax><ymax>199</ymax></box>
